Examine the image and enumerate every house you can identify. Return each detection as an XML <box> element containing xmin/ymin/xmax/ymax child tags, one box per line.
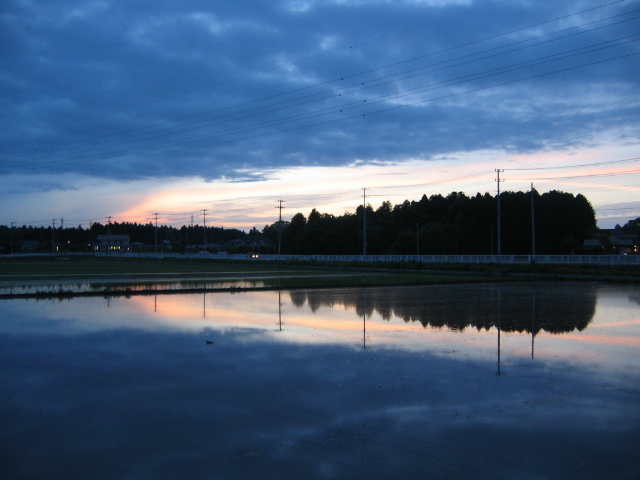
<box><xmin>582</xmin><ymin>229</ymin><xmax>638</xmax><ymax>254</ymax></box>
<box><xmin>609</xmin><ymin>232</ymin><xmax>639</xmax><ymax>254</ymax></box>
<box><xmin>226</xmin><ymin>236</ymin><xmax>271</xmax><ymax>249</ymax></box>
<box><xmin>21</xmin><ymin>240</ymin><xmax>40</xmax><ymax>251</ymax></box>
<box><xmin>95</xmin><ymin>234</ymin><xmax>130</xmax><ymax>252</ymax></box>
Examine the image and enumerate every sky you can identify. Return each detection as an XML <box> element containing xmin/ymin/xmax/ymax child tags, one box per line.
<box><xmin>1</xmin><ymin>0</ymin><xmax>640</xmax><ymax>231</ymax></box>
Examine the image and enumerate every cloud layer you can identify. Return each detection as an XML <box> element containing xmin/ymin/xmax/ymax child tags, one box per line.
<box><xmin>2</xmin><ymin>0</ymin><xmax>639</xmax><ymax>182</ymax></box>
<box><xmin>2</xmin><ymin>1</ymin><xmax>640</xmax><ymax>230</ymax></box>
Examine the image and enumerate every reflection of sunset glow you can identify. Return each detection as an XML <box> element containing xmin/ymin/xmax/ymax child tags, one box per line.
<box><xmin>3</xmin><ymin>285</ymin><xmax>638</xmax><ymax>372</ymax></box>
<box><xmin>554</xmin><ymin>332</ymin><xmax>640</xmax><ymax>348</ymax></box>
<box><xmin>592</xmin><ymin>319</ymin><xmax>640</xmax><ymax>328</ymax></box>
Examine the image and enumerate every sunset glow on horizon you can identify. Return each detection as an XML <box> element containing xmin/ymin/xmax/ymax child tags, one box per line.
<box><xmin>97</xmin><ymin>145</ymin><xmax>640</xmax><ymax>231</ymax></box>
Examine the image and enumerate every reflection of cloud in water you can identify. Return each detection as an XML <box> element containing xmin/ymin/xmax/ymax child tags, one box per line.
<box><xmin>2</xmin><ymin>325</ymin><xmax>638</xmax><ymax>480</ymax></box>
<box><xmin>629</xmin><ymin>293</ymin><xmax>640</xmax><ymax>306</ymax></box>
<box><xmin>292</xmin><ymin>284</ymin><xmax>597</xmax><ymax>334</ymax></box>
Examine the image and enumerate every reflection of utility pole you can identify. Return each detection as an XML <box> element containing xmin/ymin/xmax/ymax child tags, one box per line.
<box><xmin>276</xmin><ymin>200</ymin><xmax>285</xmax><ymax>255</ymax></box>
<box><xmin>278</xmin><ymin>290</ymin><xmax>283</xmax><ymax>331</ymax></box>
<box><xmin>496</xmin><ymin>288</ymin><xmax>502</xmax><ymax>375</ymax></box>
<box><xmin>532</xmin><ymin>292</ymin><xmax>536</xmax><ymax>360</ymax></box>
<box><xmin>363</xmin><ymin>309</ymin><xmax>367</xmax><ymax>350</ymax></box>
<box><xmin>362</xmin><ymin>187</ymin><xmax>369</xmax><ymax>256</ymax></box>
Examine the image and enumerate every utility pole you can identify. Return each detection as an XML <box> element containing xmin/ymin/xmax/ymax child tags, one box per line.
<box><xmin>106</xmin><ymin>216</ymin><xmax>112</xmax><ymax>251</ymax></box>
<box><xmin>276</xmin><ymin>200</ymin><xmax>285</xmax><ymax>255</ymax></box>
<box><xmin>52</xmin><ymin>219</ymin><xmax>56</xmax><ymax>254</ymax></box>
<box><xmin>362</xmin><ymin>187</ymin><xmax>369</xmax><ymax>256</ymax></box>
<box><xmin>154</xmin><ymin>213</ymin><xmax>159</xmax><ymax>256</ymax></box>
<box><xmin>10</xmin><ymin>222</ymin><xmax>14</xmax><ymax>255</ymax></box>
<box><xmin>201</xmin><ymin>209</ymin><xmax>208</xmax><ymax>251</ymax></box>
<box><xmin>531</xmin><ymin>183</ymin><xmax>536</xmax><ymax>258</ymax></box>
<box><xmin>495</xmin><ymin>169</ymin><xmax>503</xmax><ymax>256</ymax></box>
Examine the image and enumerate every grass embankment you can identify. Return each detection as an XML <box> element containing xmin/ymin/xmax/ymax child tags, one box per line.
<box><xmin>0</xmin><ymin>256</ymin><xmax>492</xmax><ymax>298</ymax></box>
<box><xmin>0</xmin><ymin>256</ymin><xmax>637</xmax><ymax>299</ymax></box>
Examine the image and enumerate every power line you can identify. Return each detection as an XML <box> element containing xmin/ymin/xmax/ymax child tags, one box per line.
<box><xmin>2</xmin><ymin>1</ymin><xmax>625</xmax><ymax>163</ymax></box>
<box><xmin>1</xmin><ymin>3</ymin><xmax>636</xmax><ymax>173</ymax></box>
<box><xmin>505</xmin><ymin>156</ymin><xmax>640</xmax><ymax>171</ymax></box>
<box><xmin>511</xmin><ymin>168</ymin><xmax>640</xmax><ymax>181</ymax></box>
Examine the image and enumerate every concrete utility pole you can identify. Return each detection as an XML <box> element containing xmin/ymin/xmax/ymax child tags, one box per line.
<box><xmin>154</xmin><ymin>213</ymin><xmax>159</xmax><ymax>255</ymax></box>
<box><xmin>276</xmin><ymin>200</ymin><xmax>285</xmax><ymax>255</ymax></box>
<box><xmin>362</xmin><ymin>187</ymin><xmax>369</xmax><ymax>256</ymax></box>
<box><xmin>495</xmin><ymin>169</ymin><xmax>503</xmax><ymax>256</ymax></box>
<box><xmin>188</xmin><ymin>214</ymin><xmax>194</xmax><ymax>248</ymax></box>
<box><xmin>106</xmin><ymin>216</ymin><xmax>112</xmax><ymax>250</ymax></box>
<box><xmin>531</xmin><ymin>183</ymin><xmax>536</xmax><ymax>257</ymax></box>
<box><xmin>201</xmin><ymin>209</ymin><xmax>208</xmax><ymax>250</ymax></box>
<box><xmin>52</xmin><ymin>219</ymin><xmax>56</xmax><ymax>254</ymax></box>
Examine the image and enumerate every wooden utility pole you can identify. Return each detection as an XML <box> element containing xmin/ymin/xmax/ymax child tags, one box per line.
<box><xmin>362</xmin><ymin>187</ymin><xmax>369</xmax><ymax>256</ymax></box>
<box><xmin>154</xmin><ymin>213</ymin><xmax>159</xmax><ymax>256</ymax></box>
<box><xmin>495</xmin><ymin>169</ymin><xmax>503</xmax><ymax>256</ymax></box>
<box><xmin>531</xmin><ymin>183</ymin><xmax>536</xmax><ymax>257</ymax></box>
<box><xmin>51</xmin><ymin>219</ymin><xmax>56</xmax><ymax>254</ymax></box>
<box><xmin>201</xmin><ymin>209</ymin><xmax>208</xmax><ymax>251</ymax></box>
<box><xmin>276</xmin><ymin>200</ymin><xmax>285</xmax><ymax>255</ymax></box>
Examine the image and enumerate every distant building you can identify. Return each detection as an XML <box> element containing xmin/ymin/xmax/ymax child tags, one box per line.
<box><xmin>129</xmin><ymin>241</ymin><xmax>146</xmax><ymax>251</ymax></box>
<box><xmin>226</xmin><ymin>236</ymin><xmax>271</xmax><ymax>249</ymax></box>
<box><xmin>582</xmin><ymin>229</ymin><xmax>638</xmax><ymax>254</ymax></box>
<box><xmin>95</xmin><ymin>234</ymin><xmax>130</xmax><ymax>252</ymax></box>
<box><xmin>21</xmin><ymin>240</ymin><xmax>40</xmax><ymax>251</ymax></box>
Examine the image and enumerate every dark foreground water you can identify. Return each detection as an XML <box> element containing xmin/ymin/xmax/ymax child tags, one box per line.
<box><xmin>1</xmin><ymin>283</ymin><xmax>639</xmax><ymax>479</ymax></box>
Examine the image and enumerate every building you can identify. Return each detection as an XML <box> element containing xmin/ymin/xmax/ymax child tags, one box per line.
<box><xmin>95</xmin><ymin>234</ymin><xmax>130</xmax><ymax>252</ymax></box>
<box><xmin>582</xmin><ymin>229</ymin><xmax>638</xmax><ymax>255</ymax></box>
<box><xmin>21</xmin><ymin>240</ymin><xmax>40</xmax><ymax>251</ymax></box>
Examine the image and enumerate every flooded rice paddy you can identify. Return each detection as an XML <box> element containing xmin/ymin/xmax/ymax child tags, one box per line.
<box><xmin>1</xmin><ymin>282</ymin><xmax>639</xmax><ymax>479</ymax></box>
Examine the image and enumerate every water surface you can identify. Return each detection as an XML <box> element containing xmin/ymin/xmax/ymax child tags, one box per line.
<box><xmin>1</xmin><ymin>283</ymin><xmax>638</xmax><ymax>479</ymax></box>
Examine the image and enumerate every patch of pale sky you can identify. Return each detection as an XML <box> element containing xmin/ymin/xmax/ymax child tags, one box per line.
<box><xmin>3</xmin><ymin>140</ymin><xmax>639</xmax><ymax>229</ymax></box>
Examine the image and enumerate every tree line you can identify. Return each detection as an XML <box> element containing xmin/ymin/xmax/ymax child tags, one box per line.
<box><xmin>0</xmin><ymin>221</ymin><xmax>248</xmax><ymax>254</ymax></box>
<box><xmin>1</xmin><ymin>189</ymin><xmax>632</xmax><ymax>256</ymax></box>
<box><xmin>262</xmin><ymin>190</ymin><xmax>599</xmax><ymax>255</ymax></box>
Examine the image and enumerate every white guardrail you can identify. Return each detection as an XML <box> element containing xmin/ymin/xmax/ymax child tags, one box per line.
<box><xmin>7</xmin><ymin>251</ymin><xmax>640</xmax><ymax>265</ymax></box>
<box><xmin>81</xmin><ymin>252</ymin><xmax>640</xmax><ymax>266</ymax></box>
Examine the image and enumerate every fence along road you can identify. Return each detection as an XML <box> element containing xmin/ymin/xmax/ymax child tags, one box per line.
<box><xmin>85</xmin><ymin>252</ymin><xmax>640</xmax><ymax>266</ymax></box>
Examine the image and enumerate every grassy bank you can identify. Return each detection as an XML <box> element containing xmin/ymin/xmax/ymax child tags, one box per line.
<box><xmin>0</xmin><ymin>256</ymin><xmax>499</xmax><ymax>298</ymax></box>
<box><xmin>0</xmin><ymin>256</ymin><xmax>637</xmax><ymax>299</ymax></box>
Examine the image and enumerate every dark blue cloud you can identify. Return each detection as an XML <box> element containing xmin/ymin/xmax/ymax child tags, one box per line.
<box><xmin>1</xmin><ymin>0</ymin><xmax>639</xmax><ymax>182</ymax></box>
